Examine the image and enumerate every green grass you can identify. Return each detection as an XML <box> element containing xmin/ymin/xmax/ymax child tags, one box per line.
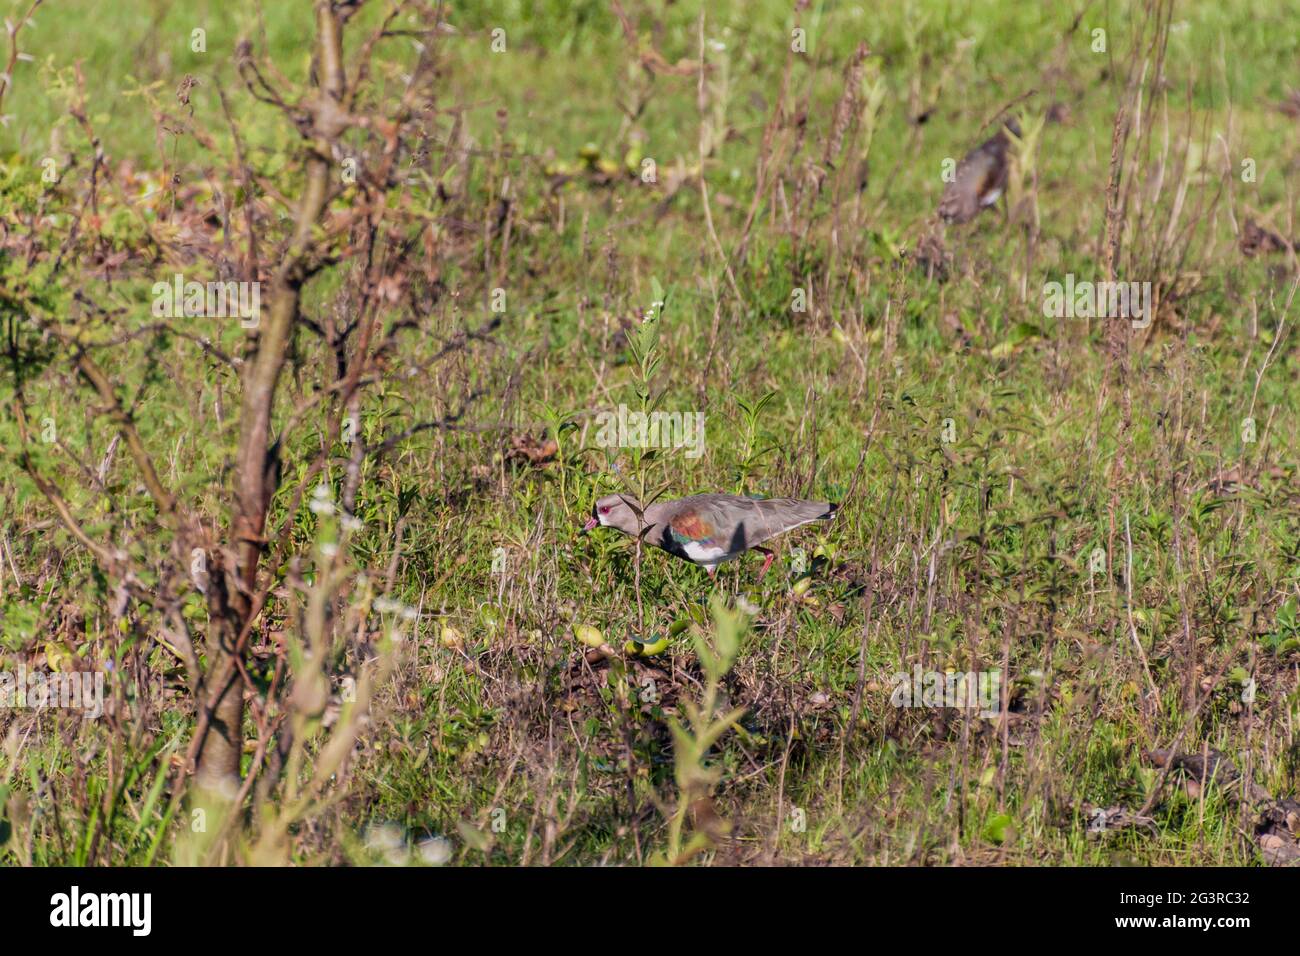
<box><xmin>1</xmin><ymin>0</ymin><xmax>1299</xmax><ymax>865</ymax></box>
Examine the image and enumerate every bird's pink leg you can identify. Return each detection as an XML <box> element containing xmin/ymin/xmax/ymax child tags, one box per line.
<box><xmin>756</xmin><ymin>548</ymin><xmax>775</xmax><ymax>580</ymax></box>
<box><xmin>706</xmin><ymin>565</ymin><xmax>717</xmax><ymax>581</ymax></box>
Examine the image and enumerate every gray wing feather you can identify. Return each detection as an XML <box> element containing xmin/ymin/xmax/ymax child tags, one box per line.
<box><xmin>662</xmin><ymin>494</ymin><xmax>834</xmax><ymax>553</ymax></box>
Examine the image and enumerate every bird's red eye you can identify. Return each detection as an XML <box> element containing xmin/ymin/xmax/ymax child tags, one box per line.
<box><xmin>599</xmin><ymin>506</ymin><xmax>609</xmax><ymax>515</ymax></box>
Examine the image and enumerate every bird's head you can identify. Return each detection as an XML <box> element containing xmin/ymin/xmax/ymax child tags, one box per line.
<box><xmin>582</xmin><ymin>494</ymin><xmax>643</xmax><ymax>535</ymax></box>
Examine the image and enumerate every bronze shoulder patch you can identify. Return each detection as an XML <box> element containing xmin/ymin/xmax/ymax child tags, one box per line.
<box><xmin>670</xmin><ymin>511</ymin><xmax>713</xmax><ymax>542</ymax></box>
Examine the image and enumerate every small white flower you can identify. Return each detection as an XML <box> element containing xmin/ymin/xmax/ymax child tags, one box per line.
<box><xmin>417</xmin><ymin>835</ymin><xmax>454</xmax><ymax>865</ymax></box>
<box><xmin>364</xmin><ymin>822</ymin><xmax>408</xmax><ymax>864</ymax></box>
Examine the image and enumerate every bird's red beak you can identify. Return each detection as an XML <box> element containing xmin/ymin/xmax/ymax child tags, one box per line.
<box><xmin>581</xmin><ymin>515</ymin><xmax>599</xmax><ymax>534</ymax></box>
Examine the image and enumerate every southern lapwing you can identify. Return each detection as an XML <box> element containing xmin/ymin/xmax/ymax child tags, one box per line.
<box><xmin>1240</xmin><ymin>217</ymin><xmax>1294</xmax><ymax>258</ymax></box>
<box><xmin>938</xmin><ymin>117</ymin><xmax>1021</xmax><ymax>225</ymax></box>
<box><xmin>582</xmin><ymin>493</ymin><xmax>838</xmax><ymax>579</ymax></box>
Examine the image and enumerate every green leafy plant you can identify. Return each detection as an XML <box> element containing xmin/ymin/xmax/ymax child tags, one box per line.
<box><xmin>732</xmin><ymin>391</ymin><xmax>777</xmax><ymax>494</ymax></box>
<box><xmin>1263</xmin><ymin>597</ymin><xmax>1300</xmax><ymax>656</ymax></box>
<box><xmin>658</xmin><ymin>595</ymin><xmax>748</xmax><ymax>865</ymax></box>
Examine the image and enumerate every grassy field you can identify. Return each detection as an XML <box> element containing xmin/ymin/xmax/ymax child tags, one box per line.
<box><xmin>1</xmin><ymin>0</ymin><xmax>1299</xmax><ymax>866</ymax></box>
